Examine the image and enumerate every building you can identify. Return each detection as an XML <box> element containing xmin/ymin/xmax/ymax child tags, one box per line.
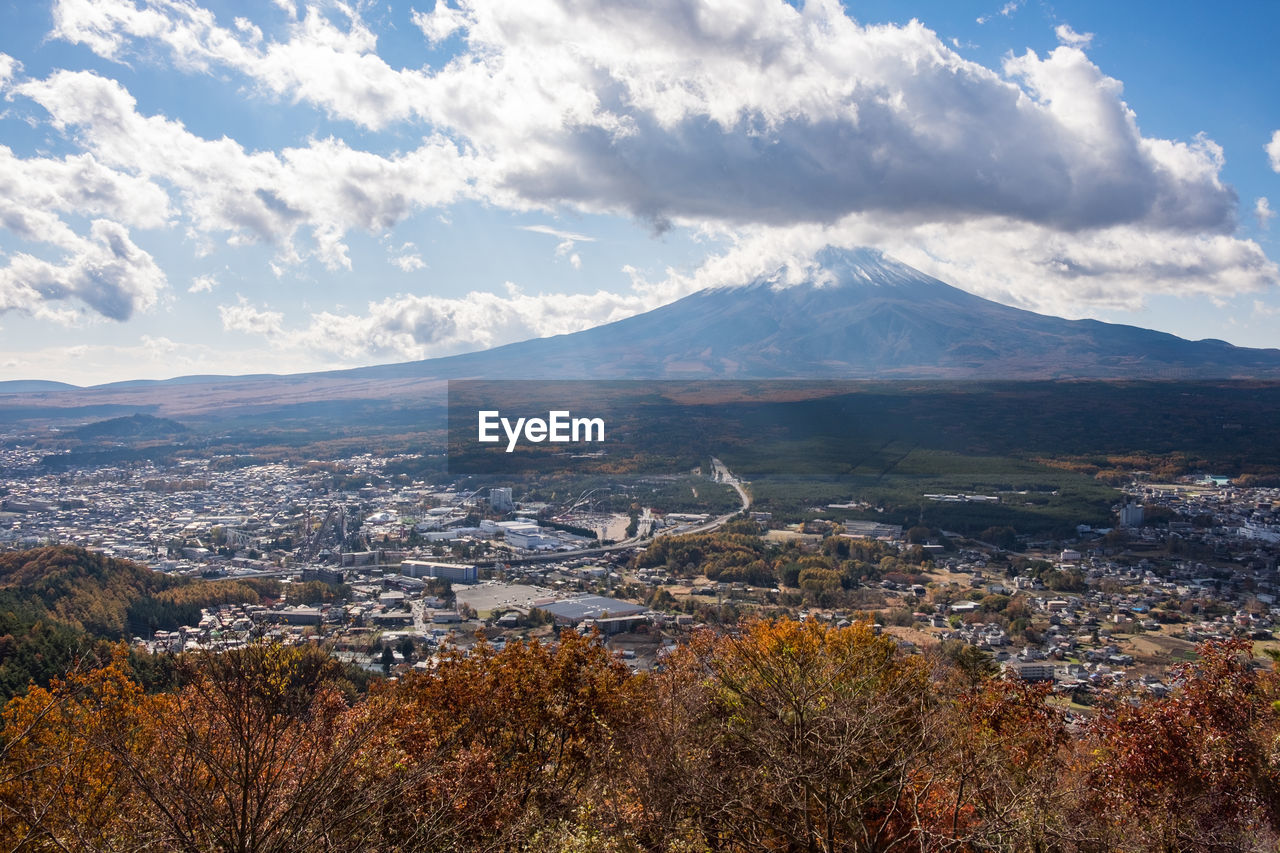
<box><xmin>431</xmin><ymin>611</ymin><xmax>464</xmax><ymax>624</ymax></box>
<box><xmin>541</xmin><ymin>594</ymin><xmax>647</xmax><ymax>627</ymax></box>
<box><xmin>276</xmin><ymin>606</ymin><xmax>323</xmax><ymax>626</ymax></box>
<box><xmin>1004</xmin><ymin>661</ymin><xmax>1055</xmax><ymax>682</ymax></box>
<box><xmin>1119</xmin><ymin>502</ymin><xmax>1145</xmax><ymax>528</ymax></box>
<box><xmin>400</xmin><ymin>559</ymin><xmax>478</xmax><ymax>584</ymax></box>
<box><xmin>840</xmin><ymin>521</ymin><xmax>904</xmax><ymax>540</ymax></box>
<box><xmin>489</xmin><ymin>487</ymin><xmax>514</xmax><ymax>512</ymax></box>
<box><xmin>586</xmin><ymin>614</ymin><xmax>649</xmax><ymax>635</ymax></box>
<box><xmin>301</xmin><ymin>567</ymin><xmax>345</xmax><ymax>585</ymax></box>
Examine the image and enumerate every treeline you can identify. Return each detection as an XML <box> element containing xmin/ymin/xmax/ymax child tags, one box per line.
<box><xmin>2</xmin><ymin>625</ymin><xmax>1279</xmax><ymax>851</ymax></box>
<box><xmin>636</xmin><ymin>526</ymin><xmax>933</xmax><ymax>604</ymax></box>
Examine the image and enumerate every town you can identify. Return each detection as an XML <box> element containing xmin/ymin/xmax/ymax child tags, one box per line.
<box><xmin>3</xmin><ymin>435</ymin><xmax>1279</xmax><ymax>704</ymax></box>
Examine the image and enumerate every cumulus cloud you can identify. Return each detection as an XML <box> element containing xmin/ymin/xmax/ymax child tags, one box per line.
<box><xmin>618</xmin><ymin>217</ymin><xmax>1279</xmax><ymax>317</ymax></box>
<box><xmin>217</xmin><ymin>285</ymin><xmax>652</xmax><ymax>364</ymax></box>
<box><xmin>12</xmin><ymin>0</ymin><xmax>1275</xmax><ymax>334</ymax></box>
<box><xmin>389</xmin><ymin>242</ymin><xmax>426</xmax><ymax>272</ymax></box>
<box><xmin>1269</xmin><ymin>130</ymin><xmax>1280</xmax><ymax>172</ymax></box>
<box><xmin>1055</xmin><ymin>24</ymin><xmax>1093</xmax><ymax>48</ymax></box>
<box><xmin>0</xmin><ymin>139</ymin><xmax>171</xmax><ymax>320</ymax></box>
<box><xmin>1258</xmin><ymin>198</ymin><xmax>1276</xmax><ymax>230</ymax></box>
<box><xmin>50</xmin><ymin>0</ymin><xmax>1237</xmax><ymax>236</ymax></box>
<box><xmin>0</xmin><ymin>52</ymin><xmax>19</xmax><ymax>86</ymax></box>
<box><xmin>188</xmin><ymin>274</ymin><xmax>217</xmax><ymax>293</ymax></box>
<box><xmin>219</xmin><ymin>297</ymin><xmax>284</xmax><ymax>336</ymax></box>
<box><xmin>193</xmin><ymin>209</ymin><xmax>1280</xmax><ymax>367</ymax></box>
<box><xmin>15</xmin><ymin>68</ymin><xmax>475</xmax><ymax>272</ymax></box>
<box><xmin>0</xmin><ymin>219</ymin><xmax>167</xmax><ymax>321</ymax></box>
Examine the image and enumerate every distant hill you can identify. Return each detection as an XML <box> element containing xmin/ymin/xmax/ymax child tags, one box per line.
<box><xmin>72</xmin><ymin>413</ymin><xmax>189</xmax><ymax>440</ymax></box>
<box><xmin>0</xmin><ymin>379</ymin><xmax>80</xmax><ymax>394</ymax></box>
<box><xmin>0</xmin><ymin>546</ymin><xmax>274</xmax><ymax>701</ymax></box>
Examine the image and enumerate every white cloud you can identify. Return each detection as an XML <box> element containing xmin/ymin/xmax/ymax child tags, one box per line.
<box><xmin>977</xmin><ymin>0</ymin><xmax>1023</xmax><ymax>25</ymax></box>
<box><xmin>1258</xmin><ymin>198</ymin><xmax>1275</xmax><ymax>230</ymax></box>
<box><xmin>411</xmin><ymin>2</ymin><xmax>469</xmax><ymax>43</ymax></box>
<box><xmin>620</xmin><ymin>217</ymin><xmax>1279</xmax><ymax>316</ymax></box>
<box><xmin>1055</xmin><ymin>24</ymin><xmax>1093</xmax><ymax>48</ymax></box>
<box><xmin>520</xmin><ymin>224</ymin><xmax>595</xmax><ymax>244</ymax></box>
<box><xmin>50</xmin><ymin>0</ymin><xmax>1237</xmax><ymax>236</ymax></box>
<box><xmin>15</xmin><ymin>68</ymin><xmax>475</xmax><ymax>273</ymax></box>
<box><xmin>390</xmin><ymin>242</ymin><xmax>426</xmax><ymax>272</ymax></box>
<box><xmin>0</xmin><ymin>140</ymin><xmax>171</xmax><ymax>320</ymax></box>
<box><xmin>1254</xmin><ymin>300</ymin><xmax>1280</xmax><ymax>319</ymax></box>
<box><xmin>0</xmin><ymin>219</ymin><xmax>166</xmax><ymax>322</ymax></box>
<box><xmin>18</xmin><ymin>0</ymin><xmax>1276</xmax><ymax>328</ymax></box>
<box><xmin>188</xmin><ymin>274</ymin><xmax>217</xmax><ymax>293</ymax></box>
<box><xmin>1268</xmin><ymin>130</ymin><xmax>1280</xmax><ymax>172</ymax></box>
<box><xmin>151</xmin><ymin>213</ymin><xmax>1280</xmax><ymax>368</ymax></box>
<box><xmin>0</xmin><ymin>52</ymin><xmax>20</xmax><ymax>87</ymax></box>
<box><xmin>209</xmin><ymin>283</ymin><xmax>659</xmax><ymax>365</ymax></box>
<box><xmin>521</xmin><ymin>223</ymin><xmax>595</xmax><ymax>264</ymax></box>
<box><xmin>0</xmin><ymin>143</ymin><xmax>170</xmax><ymax>237</ymax></box>
<box><xmin>219</xmin><ymin>297</ymin><xmax>285</xmax><ymax>336</ymax></box>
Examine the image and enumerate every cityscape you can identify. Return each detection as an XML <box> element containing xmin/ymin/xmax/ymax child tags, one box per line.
<box><xmin>5</xmin><ymin>435</ymin><xmax>1280</xmax><ymax>701</ymax></box>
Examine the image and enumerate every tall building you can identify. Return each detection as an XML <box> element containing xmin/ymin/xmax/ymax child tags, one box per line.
<box><xmin>1119</xmin><ymin>502</ymin><xmax>1145</xmax><ymax>528</ymax></box>
<box><xmin>489</xmin><ymin>487</ymin><xmax>514</xmax><ymax>512</ymax></box>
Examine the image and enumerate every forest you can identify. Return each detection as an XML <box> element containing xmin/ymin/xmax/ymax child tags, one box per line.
<box><xmin>1</xmin><ymin>618</ymin><xmax>1279</xmax><ymax>851</ymax></box>
<box><xmin>0</xmin><ymin>548</ymin><xmax>284</xmax><ymax>702</ymax></box>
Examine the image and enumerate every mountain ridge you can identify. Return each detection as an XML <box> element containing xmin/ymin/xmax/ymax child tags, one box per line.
<box><xmin>329</xmin><ymin>247</ymin><xmax>1280</xmax><ymax>382</ymax></box>
<box><xmin>4</xmin><ymin>249</ymin><xmax>1280</xmax><ymax>410</ymax></box>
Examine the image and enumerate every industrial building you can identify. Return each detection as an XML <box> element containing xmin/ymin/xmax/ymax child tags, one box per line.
<box><xmin>400</xmin><ymin>559</ymin><xmax>478</xmax><ymax>584</ymax></box>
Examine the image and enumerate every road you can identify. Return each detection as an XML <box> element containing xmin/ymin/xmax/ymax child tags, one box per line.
<box><xmin>671</xmin><ymin>457</ymin><xmax>751</xmax><ymax>536</ymax></box>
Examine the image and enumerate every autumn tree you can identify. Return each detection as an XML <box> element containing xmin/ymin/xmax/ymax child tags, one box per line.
<box><xmin>379</xmin><ymin>631</ymin><xmax>639</xmax><ymax>849</ymax></box>
<box><xmin>0</xmin><ymin>651</ymin><xmax>143</xmax><ymax>851</ymax></box>
<box><xmin>1078</xmin><ymin>638</ymin><xmax>1280</xmax><ymax>851</ymax></box>
<box><xmin>630</xmin><ymin>618</ymin><xmax>933</xmax><ymax>851</ymax></box>
<box><xmin>907</xmin><ymin>672</ymin><xmax>1072</xmax><ymax>851</ymax></box>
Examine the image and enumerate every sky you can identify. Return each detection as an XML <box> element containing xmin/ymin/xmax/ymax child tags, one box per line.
<box><xmin>0</xmin><ymin>0</ymin><xmax>1278</xmax><ymax>385</ymax></box>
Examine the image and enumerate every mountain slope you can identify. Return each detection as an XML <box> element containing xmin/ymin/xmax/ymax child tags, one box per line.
<box><xmin>344</xmin><ymin>247</ymin><xmax>1280</xmax><ymax>380</ymax></box>
<box><xmin>3</xmin><ymin>248</ymin><xmax>1280</xmax><ymax>422</ymax></box>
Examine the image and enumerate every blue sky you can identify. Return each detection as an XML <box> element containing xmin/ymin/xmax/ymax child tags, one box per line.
<box><xmin>0</xmin><ymin>0</ymin><xmax>1277</xmax><ymax>384</ymax></box>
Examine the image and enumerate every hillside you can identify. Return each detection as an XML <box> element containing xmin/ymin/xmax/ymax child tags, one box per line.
<box><xmin>0</xmin><ymin>546</ymin><xmax>272</xmax><ymax>701</ymax></box>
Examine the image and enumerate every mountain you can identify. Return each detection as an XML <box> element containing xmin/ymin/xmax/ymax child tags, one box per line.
<box><xmin>345</xmin><ymin>247</ymin><xmax>1280</xmax><ymax>381</ymax></box>
<box><xmin>71</xmin><ymin>414</ymin><xmax>190</xmax><ymax>440</ymax></box>
<box><xmin>3</xmin><ymin>248</ymin><xmax>1280</xmax><ymax>421</ymax></box>
<box><xmin>0</xmin><ymin>379</ymin><xmax>80</xmax><ymax>393</ymax></box>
